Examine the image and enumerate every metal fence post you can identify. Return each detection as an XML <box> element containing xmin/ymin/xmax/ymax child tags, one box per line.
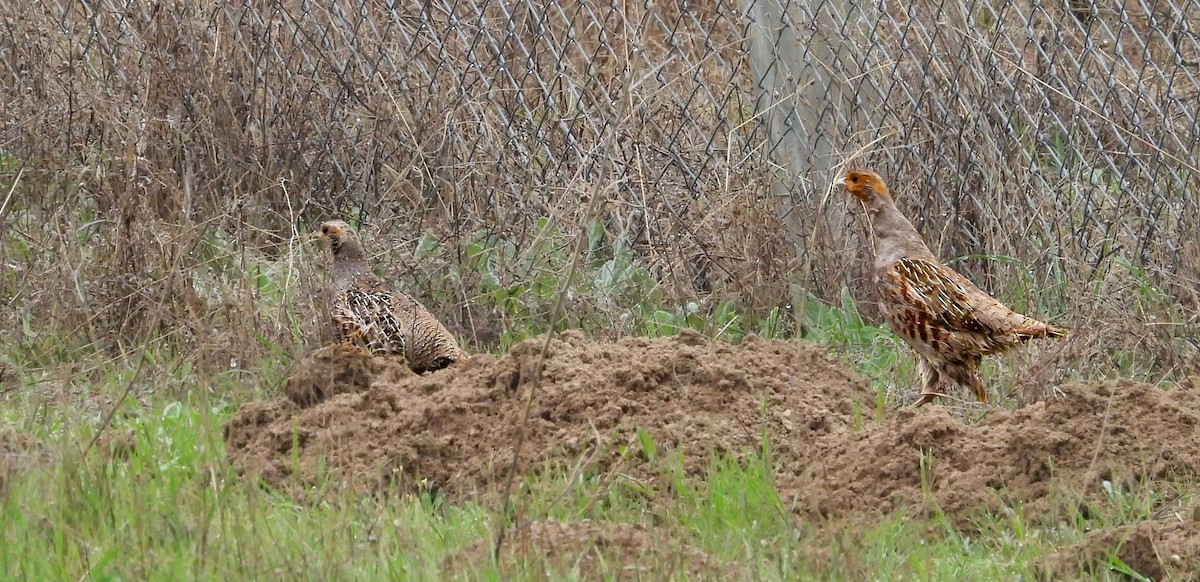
<box><xmin>741</xmin><ymin>0</ymin><xmax>881</xmax><ymax>251</ymax></box>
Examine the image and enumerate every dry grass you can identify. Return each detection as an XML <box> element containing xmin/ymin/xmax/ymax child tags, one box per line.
<box><xmin>0</xmin><ymin>0</ymin><xmax>1196</xmax><ymax>386</ymax></box>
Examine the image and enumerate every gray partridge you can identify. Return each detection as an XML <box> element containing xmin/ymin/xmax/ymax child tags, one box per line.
<box><xmin>842</xmin><ymin>170</ymin><xmax>1068</xmax><ymax>406</ymax></box>
<box><xmin>317</xmin><ymin>220</ymin><xmax>469</xmax><ymax>373</ymax></box>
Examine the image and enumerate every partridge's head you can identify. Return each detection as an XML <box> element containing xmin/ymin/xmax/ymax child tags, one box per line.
<box><xmin>843</xmin><ymin>170</ymin><xmax>891</xmax><ymax>205</ymax></box>
<box><xmin>317</xmin><ymin>220</ymin><xmax>365</xmax><ymax>261</ymax></box>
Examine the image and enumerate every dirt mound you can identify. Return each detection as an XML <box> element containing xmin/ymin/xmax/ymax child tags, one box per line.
<box><xmin>777</xmin><ymin>379</ymin><xmax>1200</xmax><ymax>528</ymax></box>
<box><xmin>282</xmin><ymin>344</ymin><xmax>415</xmax><ymax>406</ymax></box>
<box><xmin>224</xmin><ymin>330</ymin><xmax>873</xmax><ymax>497</ymax></box>
<box><xmin>447</xmin><ymin>519</ymin><xmax>725</xmax><ymax>578</ymax></box>
<box><xmin>1040</xmin><ymin>516</ymin><xmax>1200</xmax><ymax>580</ymax></box>
<box><xmin>225</xmin><ymin>332</ymin><xmax>1200</xmax><ymax>532</ymax></box>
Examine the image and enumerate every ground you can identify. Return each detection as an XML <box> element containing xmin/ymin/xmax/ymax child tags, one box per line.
<box><xmin>218</xmin><ymin>330</ymin><xmax>1200</xmax><ymax>579</ymax></box>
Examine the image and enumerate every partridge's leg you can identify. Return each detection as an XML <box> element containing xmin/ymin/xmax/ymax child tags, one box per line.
<box><xmin>911</xmin><ymin>356</ymin><xmax>944</xmax><ymax>408</ymax></box>
<box><xmin>945</xmin><ymin>360</ymin><xmax>989</xmax><ymax>404</ymax></box>
<box><xmin>963</xmin><ymin>372</ymin><xmax>988</xmax><ymax>403</ymax></box>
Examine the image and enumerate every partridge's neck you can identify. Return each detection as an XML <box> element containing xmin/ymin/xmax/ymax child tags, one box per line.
<box><xmin>333</xmin><ymin>241</ymin><xmax>369</xmax><ymax>280</ymax></box>
<box><xmin>866</xmin><ymin>197</ymin><xmax>936</xmax><ymax>267</ymax></box>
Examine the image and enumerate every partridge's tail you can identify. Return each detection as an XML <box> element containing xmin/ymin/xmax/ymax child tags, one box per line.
<box><xmin>1014</xmin><ymin>319</ymin><xmax>1069</xmax><ymax>341</ymax></box>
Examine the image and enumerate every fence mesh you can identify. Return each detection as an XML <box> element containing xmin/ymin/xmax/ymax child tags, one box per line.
<box><xmin>2</xmin><ymin>0</ymin><xmax>1198</xmax><ymax>330</ymax></box>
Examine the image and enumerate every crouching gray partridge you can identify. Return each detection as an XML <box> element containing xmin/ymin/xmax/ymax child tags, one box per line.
<box><xmin>843</xmin><ymin>170</ymin><xmax>1068</xmax><ymax>406</ymax></box>
<box><xmin>317</xmin><ymin>220</ymin><xmax>469</xmax><ymax>373</ymax></box>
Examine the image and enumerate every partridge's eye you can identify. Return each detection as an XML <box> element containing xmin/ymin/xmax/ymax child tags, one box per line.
<box><xmin>322</xmin><ymin>226</ymin><xmax>329</xmax><ymax>234</ymax></box>
<box><xmin>850</xmin><ymin>176</ymin><xmax>858</xmax><ymax>182</ymax></box>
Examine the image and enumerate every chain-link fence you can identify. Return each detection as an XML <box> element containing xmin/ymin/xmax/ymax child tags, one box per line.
<box><xmin>2</xmin><ymin>0</ymin><xmax>1198</xmax><ymax>338</ymax></box>
<box><xmin>753</xmin><ymin>0</ymin><xmax>1200</xmax><ymax>304</ymax></box>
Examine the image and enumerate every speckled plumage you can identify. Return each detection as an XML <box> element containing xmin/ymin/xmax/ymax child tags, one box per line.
<box><xmin>318</xmin><ymin>220</ymin><xmax>469</xmax><ymax>374</ymax></box>
<box><xmin>843</xmin><ymin>170</ymin><xmax>1069</xmax><ymax>406</ymax></box>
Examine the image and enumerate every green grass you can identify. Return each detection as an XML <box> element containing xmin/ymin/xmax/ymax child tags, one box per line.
<box><xmin>0</xmin><ymin>340</ymin><xmax>1179</xmax><ymax>581</ymax></box>
<box><xmin>1</xmin><ymin>220</ymin><xmax>1190</xmax><ymax>580</ymax></box>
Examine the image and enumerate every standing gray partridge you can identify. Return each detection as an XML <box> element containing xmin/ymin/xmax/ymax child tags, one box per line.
<box><xmin>842</xmin><ymin>170</ymin><xmax>1069</xmax><ymax>406</ymax></box>
<box><xmin>317</xmin><ymin>220</ymin><xmax>469</xmax><ymax>374</ymax></box>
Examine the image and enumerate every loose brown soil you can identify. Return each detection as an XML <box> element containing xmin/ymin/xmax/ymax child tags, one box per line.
<box><xmin>281</xmin><ymin>344</ymin><xmax>415</xmax><ymax>406</ymax></box>
<box><xmin>225</xmin><ymin>330</ymin><xmax>872</xmax><ymax>496</ymax></box>
<box><xmin>777</xmin><ymin>379</ymin><xmax>1200</xmax><ymax>528</ymax></box>
<box><xmin>224</xmin><ymin>332</ymin><xmax>1200</xmax><ymax>532</ymax></box>
<box><xmin>1040</xmin><ymin>516</ymin><xmax>1200</xmax><ymax>580</ymax></box>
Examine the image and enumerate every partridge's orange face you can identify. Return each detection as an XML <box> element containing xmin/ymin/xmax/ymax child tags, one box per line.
<box><xmin>843</xmin><ymin>170</ymin><xmax>890</xmax><ymax>204</ymax></box>
<box><xmin>318</xmin><ymin>220</ymin><xmax>354</xmax><ymax>252</ymax></box>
